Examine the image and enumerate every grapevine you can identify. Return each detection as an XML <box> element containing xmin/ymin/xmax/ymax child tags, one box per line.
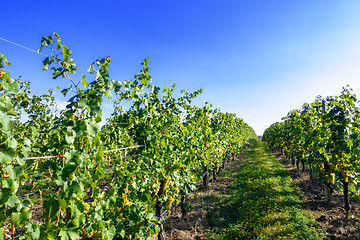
<box><xmin>263</xmin><ymin>87</ymin><xmax>360</xmax><ymax>217</ymax></box>
<box><xmin>0</xmin><ymin>33</ymin><xmax>257</xmax><ymax>239</ymax></box>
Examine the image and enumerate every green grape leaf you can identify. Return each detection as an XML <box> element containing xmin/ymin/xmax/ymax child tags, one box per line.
<box><xmin>0</xmin><ymin>114</ymin><xmax>12</xmax><ymax>132</ymax></box>
<box><xmin>11</xmin><ymin>212</ymin><xmax>21</xmax><ymax>226</ymax></box>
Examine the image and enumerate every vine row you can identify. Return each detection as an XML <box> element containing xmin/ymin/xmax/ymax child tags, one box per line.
<box><xmin>0</xmin><ymin>33</ymin><xmax>257</xmax><ymax>239</ymax></box>
<box><xmin>263</xmin><ymin>87</ymin><xmax>360</xmax><ymax>217</ymax></box>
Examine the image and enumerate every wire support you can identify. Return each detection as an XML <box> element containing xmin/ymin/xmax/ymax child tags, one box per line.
<box><xmin>0</xmin><ymin>36</ymin><xmax>47</xmax><ymax>57</ymax></box>
<box><xmin>103</xmin><ymin>145</ymin><xmax>142</xmax><ymax>153</ymax></box>
<box><xmin>22</xmin><ymin>145</ymin><xmax>142</xmax><ymax>161</ymax></box>
<box><xmin>23</xmin><ymin>155</ymin><xmax>59</xmax><ymax>160</ymax></box>
<box><xmin>201</xmin><ymin>171</ymin><xmax>209</xmax><ymax>179</ymax></box>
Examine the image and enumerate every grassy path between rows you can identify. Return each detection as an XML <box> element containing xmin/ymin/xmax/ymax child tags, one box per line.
<box><xmin>206</xmin><ymin>141</ymin><xmax>326</xmax><ymax>239</ymax></box>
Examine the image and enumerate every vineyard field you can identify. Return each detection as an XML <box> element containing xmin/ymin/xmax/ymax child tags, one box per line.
<box><xmin>3</xmin><ymin>1</ymin><xmax>360</xmax><ymax>239</ymax></box>
<box><xmin>0</xmin><ymin>34</ymin><xmax>257</xmax><ymax>239</ymax></box>
<box><xmin>2</xmin><ymin>32</ymin><xmax>360</xmax><ymax>240</ymax></box>
<box><xmin>263</xmin><ymin>87</ymin><xmax>360</xmax><ymax>239</ymax></box>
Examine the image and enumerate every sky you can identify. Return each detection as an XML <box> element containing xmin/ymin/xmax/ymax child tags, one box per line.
<box><xmin>2</xmin><ymin>1</ymin><xmax>360</xmax><ymax>135</ymax></box>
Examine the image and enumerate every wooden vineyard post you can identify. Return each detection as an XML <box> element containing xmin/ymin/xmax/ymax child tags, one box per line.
<box><xmin>213</xmin><ymin>167</ymin><xmax>217</xmax><ymax>181</ymax></box>
<box><xmin>180</xmin><ymin>191</ymin><xmax>186</xmax><ymax>218</ymax></box>
<box><xmin>322</xmin><ymin>100</ymin><xmax>332</xmax><ymax>202</ymax></box>
<box><xmin>324</xmin><ymin>183</ymin><xmax>332</xmax><ymax>202</ymax></box>
<box><xmin>323</xmin><ymin>161</ymin><xmax>332</xmax><ymax>202</ymax></box>
<box><xmin>156</xmin><ymin>178</ymin><xmax>167</xmax><ymax>240</ymax></box>
<box><xmin>296</xmin><ymin>159</ymin><xmax>299</xmax><ymax>171</ymax></box>
<box><xmin>155</xmin><ymin>196</ymin><xmax>163</xmax><ymax>217</ymax></box>
<box><xmin>202</xmin><ymin>167</ymin><xmax>209</xmax><ymax>189</ymax></box>
<box><xmin>309</xmin><ymin>165</ymin><xmax>313</xmax><ymax>180</ymax></box>
<box><xmin>342</xmin><ymin>179</ymin><xmax>350</xmax><ymax>217</ymax></box>
<box><xmin>324</xmin><ymin>163</ymin><xmax>332</xmax><ymax>202</ymax></box>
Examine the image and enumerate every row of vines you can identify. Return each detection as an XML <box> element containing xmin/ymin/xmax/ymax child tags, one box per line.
<box><xmin>0</xmin><ymin>33</ymin><xmax>257</xmax><ymax>239</ymax></box>
<box><xmin>263</xmin><ymin>87</ymin><xmax>360</xmax><ymax>217</ymax></box>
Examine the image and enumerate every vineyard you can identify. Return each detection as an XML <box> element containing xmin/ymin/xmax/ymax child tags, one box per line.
<box><xmin>3</xmin><ymin>32</ymin><xmax>360</xmax><ymax>240</ymax></box>
<box><xmin>263</xmin><ymin>87</ymin><xmax>360</xmax><ymax>219</ymax></box>
<box><xmin>0</xmin><ymin>33</ymin><xmax>257</xmax><ymax>239</ymax></box>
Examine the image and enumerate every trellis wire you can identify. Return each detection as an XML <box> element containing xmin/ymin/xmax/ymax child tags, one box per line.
<box><xmin>103</xmin><ymin>145</ymin><xmax>142</xmax><ymax>153</ymax></box>
<box><xmin>23</xmin><ymin>155</ymin><xmax>58</xmax><ymax>160</ymax></box>
<box><xmin>0</xmin><ymin>36</ymin><xmax>47</xmax><ymax>57</ymax></box>
<box><xmin>329</xmin><ymin>182</ymin><xmax>358</xmax><ymax>197</ymax></box>
<box><xmin>17</xmin><ymin>145</ymin><xmax>142</xmax><ymax>198</ymax></box>
<box><xmin>158</xmin><ymin>192</ymin><xmax>188</xmax><ymax>220</ymax></box>
<box><xmin>22</xmin><ymin>145</ymin><xmax>142</xmax><ymax>161</ymax></box>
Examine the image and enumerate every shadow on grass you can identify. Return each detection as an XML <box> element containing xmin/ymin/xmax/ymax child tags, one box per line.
<box><xmin>206</xmin><ymin>141</ymin><xmax>325</xmax><ymax>240</ymax></box>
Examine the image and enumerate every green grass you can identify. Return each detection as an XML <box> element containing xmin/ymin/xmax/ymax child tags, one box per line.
<box><xmin>206</xmin><ymin>141</ymin><xmax>326</xmax><ymax>239</ymax></box>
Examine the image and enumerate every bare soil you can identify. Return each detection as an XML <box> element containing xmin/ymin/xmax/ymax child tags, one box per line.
<box><xmin>159</xmin><ymin>153</ymin><xmax>245</xmax><ymax>240</ymax></box>
<box><xmin>275</xmin><ymin>150</ymin><xmax>360</xmax><ymax>240</ymax></box>
<box><xmin>160</xmin><ymin>148</ymin><xmax>360</xmax><ymax>240</ymax></box>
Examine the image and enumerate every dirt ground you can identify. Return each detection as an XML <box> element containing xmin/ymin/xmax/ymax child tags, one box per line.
<box><xmin>275</xmin><ymin>151</ymin><xmax>360</xmax><ymax>240</ymax></box>
<box><xmin>158</xmin><ymin>154</ymin><xmax>244</xmax><ymax>240</ymax></box>
<box><xmin>159</xmin><ymin>149</ymin><xmax>360</xmax><ymax>240</ymax></box>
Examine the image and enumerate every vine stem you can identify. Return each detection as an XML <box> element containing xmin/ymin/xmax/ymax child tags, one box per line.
<box><xmin>62</xmin><ymin>150</ymin><xmax>65</xmax><ymax>168</ymax></box>
<box><xmin>56</xmin><ymin>205</ymin><xmax>61</xmax><ymax>225</ymax></box>
<box><xmin>12</xmin><ymin>223</ymin><xmax>14</xmax><ymax>240</ymax></box>
<box><xmin>0</xmin><ymin>166</ymin><xmax>5</xmax><ymax>177</ymax></box>
<box><xmin>48</xmin><ymin>168</ymin><xmax>53</xmax><ymax>178</ymax></box>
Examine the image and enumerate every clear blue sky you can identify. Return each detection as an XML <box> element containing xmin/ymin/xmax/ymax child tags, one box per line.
<box><xmin>2</xmin><ymin>1</ymin><xmax>360</xmax><ymax>135</ymax></box>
